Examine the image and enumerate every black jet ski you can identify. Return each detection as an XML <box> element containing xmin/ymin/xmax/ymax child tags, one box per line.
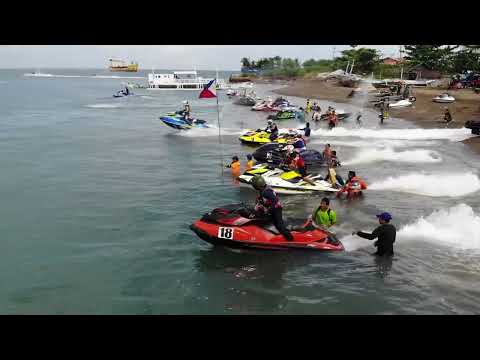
<box><xmin>252</xmin><ymin>143</ymin><xmax>325</xmax><ymax>170</ymax></box>
<box><xmin>465</xmin><ymin>120</ymin><xmax>480</xmax><ymax>135</ymax></box>
<box><xmin>319</xmin><ymin>111</ymin><xmax>352</xmax><ymax>121</ymax></box>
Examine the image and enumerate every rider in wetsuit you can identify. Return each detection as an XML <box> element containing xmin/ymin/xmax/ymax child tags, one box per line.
<box><xmin>251</xmin><ymin>175</ymin><xmax>293</xmax><ymax>241</ymax></box>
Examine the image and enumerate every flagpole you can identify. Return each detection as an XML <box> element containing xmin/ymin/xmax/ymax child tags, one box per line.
<box><xmin>216</xmin><ymin>79</ymin><xmax>224</xmax><ymax>175</ymax></box>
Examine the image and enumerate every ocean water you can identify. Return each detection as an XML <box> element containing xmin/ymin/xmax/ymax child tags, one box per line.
<box><xmin>1</xmin><ymin>69</ymin><xmax>480</xmax><ymax>314</ymax></box>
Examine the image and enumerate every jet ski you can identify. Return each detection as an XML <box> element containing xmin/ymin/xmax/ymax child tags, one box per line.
<box><xmin>239</xmin><ymin>128</ymin><xmax>300</xmax><ymax>145</ymax></box>
<box><xmin>238</xmin><ymin>164</ymin><xmax>340</xmax><ymax>195</ymax></box>
<box><xmin>465</xmin><ymin>120</ymin><xmax>480</xmax><ymax>135</ymax></box>
<box><xmin>251</xmin><ymin>100</ymin><xmax>275</xmax><ymax>111</ymax></box>
<box><xmin>267</xmin><ymin>109</ymin><xmax>302</xmax><ymax>121</ymax></box>
<box><xmin>318</xmin><ymin>110</ymin><xmax>352</xmax><ymax>121</ymax></box>
<box><xmin>433</xmin><ymin>93</ymin><xmax>455</xmax><ymax>103</ymax></box>
<box><xmin>113</xmin><ymin>88</ymin><xmax>134</xmax><ymax>98</ymax></box>
<box><xmin>159</xmin><ymin>114</ymin><xmax>209</xmax><ymax>130</ymax></box>
<box><xmin>253</xmin><ymin>143</ymin><xmax>325</xmax><ymax>170</ymax></box>
<box><xmin>190</xmin><ymin>203</ymin><xmax>344</xmax><ymax>251</ymax></box>
<box><xmin>234</xmin><ymin>95</ymin><xmax>257</xmax><ymax>106</ymax></box>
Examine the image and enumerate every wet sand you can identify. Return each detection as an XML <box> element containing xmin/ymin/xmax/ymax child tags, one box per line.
<box><xmin>272</xmin><ymin>79</ymin><xmax>480</xmax><ymax>153</ymax></box>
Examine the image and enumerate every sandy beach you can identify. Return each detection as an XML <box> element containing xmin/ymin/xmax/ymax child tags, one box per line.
<box><xmin>272</xmin><ymin>79</ymin><xmax>480</xmax><ymax>153</ymax></box>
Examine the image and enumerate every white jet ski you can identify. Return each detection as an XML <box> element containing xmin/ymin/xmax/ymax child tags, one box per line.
<box><xmin>237</xmin><ymin>164</ymin><xmax>340</xmax><ymax>195</ymax></box>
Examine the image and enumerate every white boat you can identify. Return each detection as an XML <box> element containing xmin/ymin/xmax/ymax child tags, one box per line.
<box><xmin>372</xmin><ymin>79</ymin><xmax>436</xmax><ymax>88</ymax></box>
<box><xmin>433</xmin><ymin>93</ymin><xmax>455</xmax><ymax>103</ymax></box>
<box><xmin>24</xmin><ymin>71</ymin><xmax>54</xmax><ymax>77</ymax></box>
<box><xmin>147</xmin><ymin>70</ymin><xmax>226</xmax><ymax>90</ymax></box>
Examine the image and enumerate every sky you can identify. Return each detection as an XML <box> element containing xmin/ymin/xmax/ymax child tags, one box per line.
<box><xmin>0</xmin><ymin>45</ymin><xmax>400</xmax><ymax>70</ymax></box>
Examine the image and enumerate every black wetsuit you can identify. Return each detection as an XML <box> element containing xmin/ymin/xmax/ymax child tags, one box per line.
<box><xmin>269</xmin><ymin>126</ymin><xmax>279</xmax><ymax>141</ymax></box>
<box><xmin>356</xmin><ymin>114</ymin><xmax>362</xmax><ymax>124</ymax></box>
<box><xmin>257</xmin><ymin>187</ymin><xmax>293</xmax><ymax>241</ymax></box>
<box><xmin>356</xmin><ymin>223</ymin><xmax>396</xmax><ymax>256</ymax></box>
<box><xmin>301</xmin><ymin>127</ymin><xmax>311</xmax><ymax>137</ymax></box>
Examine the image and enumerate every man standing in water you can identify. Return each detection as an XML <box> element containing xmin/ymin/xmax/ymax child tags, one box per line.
<box><xmin>352</xmin><ymin>212</ymin><xmax>396</xmax><ymax>256</ymax></box>
<box><xmin>444</xmin><ymin>107</ymin><xmax>453</xmax><ymax>124</ymax></box>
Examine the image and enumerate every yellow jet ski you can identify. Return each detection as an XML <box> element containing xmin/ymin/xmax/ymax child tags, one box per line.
<box><xmin>238</xmin><ymin>129</ymin><xmax>299</xmax><ymax>145</ymax></box>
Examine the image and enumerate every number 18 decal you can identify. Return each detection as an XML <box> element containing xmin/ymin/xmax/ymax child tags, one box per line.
<box><xmin>218</xmin><ymin>227</ymin><xmax>233</xmax><ymax>239</ymax></box>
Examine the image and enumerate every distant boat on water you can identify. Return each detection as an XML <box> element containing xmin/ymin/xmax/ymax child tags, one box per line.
<box><xmin>23</xmin><ymin>71</ymin><xmax>54</xmax><ymax>77</ymax></box>
<box><xmin>109</xmin><ymin>58</ymin><xmax>139</xmax><ymax>72</ymax></box>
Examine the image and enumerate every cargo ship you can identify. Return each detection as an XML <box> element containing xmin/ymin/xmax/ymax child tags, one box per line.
<box><xmin>108</xmin><ymin>58</ymin><xmax>139</xmax><ymax>72</ymax></box>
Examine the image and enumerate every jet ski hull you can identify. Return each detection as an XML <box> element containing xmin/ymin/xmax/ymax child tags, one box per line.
<box><xmin>239</xmin><ymin>130</ymin><xmax>298</xmax><ymax>145</ymax></box>
<box><xmin>253</xmin><ymin>143</ymin><xmax>325</xmax><ymax>169</ymax></box>
<box><xmin>238</xmin><ymin>166</ymin><xmax>340</xmax><ymax>194</ymax></box>
<box><xmin>159</xmin><ymin>116</ymin><xmax>209</xmax><ymax>130</ymax></box>
<box><xmin>190</xmin><ymin>205</ymin><xmax>344</xmax><ymax>251</ymax></box>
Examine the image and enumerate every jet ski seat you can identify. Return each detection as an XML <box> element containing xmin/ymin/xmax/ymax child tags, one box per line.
<box><xmin>260</xmin><ymin>222</ymin><xmax>281</xmax><ymax>235</ymax></box>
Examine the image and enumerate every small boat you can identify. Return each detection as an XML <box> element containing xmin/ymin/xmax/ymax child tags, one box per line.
<box><xmin>433</xmin><ymin>93</ymin><xmax>455</xmax><ymax>103</ymax></box>
<box><xmin>389</xmin><ymin>97</ymin><xmax>416</xmax><ymax>108</ymax></box>
<box><xmin>23</xmin><ymin>71</ymin><xmax>54</xmax><ymax>77</ymax></box>
<box><xmin>159</xmin><ymin>115</ymin><xmax>209</xmax><ymax>130</ymax></box>
<box><xmin>109</xmin><ymin>58</ymin><xmax>139</xmax><ymax>72</ymax></box>
<box><xmin>190</xmin><ymin>204</ymin><xmax>344</xmax><ymax>251</ymax></box>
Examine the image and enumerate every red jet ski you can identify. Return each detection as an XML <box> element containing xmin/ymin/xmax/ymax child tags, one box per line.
<box><xmin>190</xmin><ymin>204</ymin><xmax>344</xmax><ymax>251</ymax></box>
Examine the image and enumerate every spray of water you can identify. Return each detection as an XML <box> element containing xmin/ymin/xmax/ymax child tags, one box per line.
<box><xmin>311</xmin><ymin>127</ymin><xmax>474</xmax><ymax>142</ymax></box>
<box><xmin>343</xmin><ymin>147</ymin><xmax>442</xmax><ymax>165</ymax></box>
<box><xmin>369</xmin><ymin>172</ymin><xmax>480</xmax><ymax>197</ymax></box>
<box><xmin>341</xmin><ymin>204</ymin><xmax>480</xmax><ymax>252</ymax></box>
<box><xmin>85</xmin><ymin>103</ymin><xmax>122</xmax><ymax>109</ymax></box>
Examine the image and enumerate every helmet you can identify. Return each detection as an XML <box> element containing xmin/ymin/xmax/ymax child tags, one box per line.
<box><xmin>268</xmin><ymin>119</ymin><xmax>273</xmax><ymax>124</ymax></box>
<box><xmin>182</xmin><ymin>100</ymin><xmax>188</xmax><ymax>104</ymax></box>
<box><xmin>348</xmin><ymin>170</ymin><xmax>356</xmax><ymax>178</ymax></box>
<box><xmin>251</xmin><ymin>175</ymin><xmax>266</xmax><ymax>190</ymax></box>
<box><xmin>285</xmin><ymin>145</ymin><xmax>294</xmax><ymax>153</ymax></box>
<box><xmin>376</xmin><ymin>212</ymin><xmax>392</xmax><ymax>221</ymax></box>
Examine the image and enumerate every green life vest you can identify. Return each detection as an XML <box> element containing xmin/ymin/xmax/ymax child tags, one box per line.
<box><xmin>313</xmin><ymin>207</ymin><xmax>336</xmax><ymax>227</ymax></box>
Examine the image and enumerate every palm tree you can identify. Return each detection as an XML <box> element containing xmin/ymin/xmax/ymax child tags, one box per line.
<box><xmin>241</xmin><ymin>57</ymin><xmax>251</xmax><ymax>68</ymax></box>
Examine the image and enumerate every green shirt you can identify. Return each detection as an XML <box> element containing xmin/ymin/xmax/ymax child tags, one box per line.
<box><xmin>312</xmin><ymin>207</ymin><xmax>337</xmax><ymax>227</ymax></box>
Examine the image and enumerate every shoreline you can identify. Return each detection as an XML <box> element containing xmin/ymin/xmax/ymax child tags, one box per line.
<box><xmin>269</xmin><ymin>78</ymin><xmax>480</xmax><ymax>154</ymax></box>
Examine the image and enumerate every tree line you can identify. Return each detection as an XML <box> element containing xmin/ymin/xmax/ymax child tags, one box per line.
<box><xmin>240</xmin><ymin>45</ymin><xmax>480</xmax><ymax>78</ymax></box>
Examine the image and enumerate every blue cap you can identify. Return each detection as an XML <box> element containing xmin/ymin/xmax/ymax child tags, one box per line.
<box><xmin>376</xmin><ymin>212</ymin><xmax>392</xmax><ymax>221</ymax></box>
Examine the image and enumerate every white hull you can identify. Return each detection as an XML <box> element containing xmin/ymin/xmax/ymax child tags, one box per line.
<box><xmin>389</xmin><ymin>100</ymin><xmax>413</xmax><ymax>108</ymax></box>
<box><xmin>24</xmin><ymin>73</ymin><xmax>53</xmax><ymax>77</ymax></box>
<box><xmin>238</xmin><ymin>167</ymin><xmax>339</xmax><ymax>195</ymax></box>
<box><xmin>433</xmin><ymin>99</ymin><xmax>455</xmax><ymax>103</ymax></box>
<box><xmin>433</xmin><ymin>96</ymin><xmax>455</xmax><ymax>103</ymax></box>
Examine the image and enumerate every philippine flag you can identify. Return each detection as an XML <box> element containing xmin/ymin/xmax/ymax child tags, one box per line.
<box><xmin>199</xmin><ymin>79</ymin><xmax>217</xmax><ymax>99</ymax></box>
